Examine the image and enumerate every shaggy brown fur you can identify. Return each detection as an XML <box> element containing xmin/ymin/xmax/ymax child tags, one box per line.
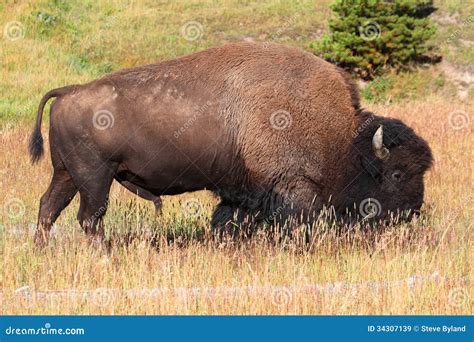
<box><xmin>29</xmin><ymin>42</ymin><xmax>432</xmax><ymax>244</ymax></box>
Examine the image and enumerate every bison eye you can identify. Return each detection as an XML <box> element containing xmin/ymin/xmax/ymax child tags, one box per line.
<box><xmin>391</xmin><ymin>170</ymin><xmax>402</xmax><ymax>182</ymax></box>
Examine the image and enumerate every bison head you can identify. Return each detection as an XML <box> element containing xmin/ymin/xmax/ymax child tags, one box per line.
<box><xmin>340</xmin><ymin>113</ymin><xmax>433</xmax><ymax>223</ymax></box>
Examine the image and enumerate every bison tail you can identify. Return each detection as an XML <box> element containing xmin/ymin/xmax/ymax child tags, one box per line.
<box><xmin>29</xmin><ymin>85</ymin><xmax>79</xmax><ymax>164</ymax></box>
<box><xmin>29</xmin><ymin>125</ymin><xmax>44</xmax><ymax>164</ymax></box>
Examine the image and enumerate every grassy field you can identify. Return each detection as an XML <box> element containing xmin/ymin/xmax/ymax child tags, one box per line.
<box><xmin>1</xmin><ymin>0</ymin><xmax>473</xmax><ymax>314</ymax></box>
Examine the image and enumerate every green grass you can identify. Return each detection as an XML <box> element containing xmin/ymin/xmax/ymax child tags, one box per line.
<box><xmin>1</xmin><ymin>0</ymin><xmax>473</xmax><ymax>124</ymax></box>
<box><xmin>0</xmin><ymin>0</ymin><xmax>330</xmax><ymax>123</ymax></box>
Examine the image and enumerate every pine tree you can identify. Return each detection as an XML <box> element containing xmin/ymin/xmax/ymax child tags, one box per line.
<box><xmin>311</xmin><ymin>0</ymin><xmax>437</xmax><ymax>79</ymax></box>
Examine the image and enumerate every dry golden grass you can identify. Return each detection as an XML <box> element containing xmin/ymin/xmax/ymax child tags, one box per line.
<box><xmin>0</xmin><ymin>95</ymin><xmax>472</xmax><ymax>315</ymax></box>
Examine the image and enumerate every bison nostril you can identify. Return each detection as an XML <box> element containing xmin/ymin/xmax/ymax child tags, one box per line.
<box><xmin>391</xmin><ymin>170</ymin><xmax>402</xmax><ymax>181</ymax></box>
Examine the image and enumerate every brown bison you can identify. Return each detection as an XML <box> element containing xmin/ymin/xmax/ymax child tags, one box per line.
<box><xmin>29</xmin><ymin>42</ymin><xmax>433</xmax><ymax>245</ymax></box>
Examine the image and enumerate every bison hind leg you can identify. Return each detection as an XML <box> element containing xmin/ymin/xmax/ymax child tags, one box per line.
<box><xmin>75</xmin><ymin>164</ymin><xmax>118</xmax><ymax>242</ymax></box>
<box><xmin>35</xmin><ymin>168</ymin><xmax>77</xmax><ymax>247</ymax></box>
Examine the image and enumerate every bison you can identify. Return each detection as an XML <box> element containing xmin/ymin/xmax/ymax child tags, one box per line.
<box><xmin>29</xmin><ymin>42</ymin><xmax>433</xmax><ymax>245</ymax></box>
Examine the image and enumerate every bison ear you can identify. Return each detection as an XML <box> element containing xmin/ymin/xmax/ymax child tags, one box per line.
<box><xmin>372</xmin><ymin>125</ymin><xmax>390</xmax><ymax>160</ymax></box>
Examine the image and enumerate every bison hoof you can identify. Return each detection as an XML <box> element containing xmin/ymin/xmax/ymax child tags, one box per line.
<box><xmin>34</xmin><ymin>229</ymin><xmax>50</xmax><ymax>248</ymax></box>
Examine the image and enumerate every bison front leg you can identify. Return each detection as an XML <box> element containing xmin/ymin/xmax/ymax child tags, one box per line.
<box><xmin>267</xmin><ymin>179</ymin><xmax>324</xmax><ymax>235</ymax></box>
<box><xmin>211</xmin><ymin>201</ymin><xmax>256</xmax><ymax>238</ymax></box>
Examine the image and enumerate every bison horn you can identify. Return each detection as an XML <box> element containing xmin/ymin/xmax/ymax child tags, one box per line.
<box><xmin>372</xmin><ymin>125</ymin><xmax>390</xmax><ymax>160</ymax></box>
